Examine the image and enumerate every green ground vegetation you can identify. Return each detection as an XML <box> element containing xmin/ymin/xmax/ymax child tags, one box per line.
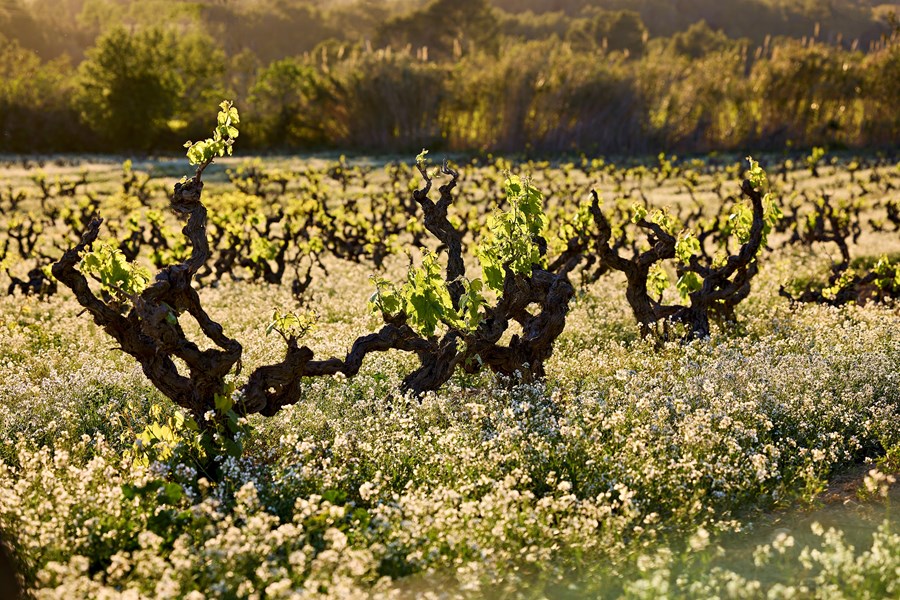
<box><xmin>0</xmin><ymin>144</ymin><xmax>897</xmax><ymax>597</ymax></box>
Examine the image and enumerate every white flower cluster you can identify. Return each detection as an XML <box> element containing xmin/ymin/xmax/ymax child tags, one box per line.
<box><xmin>0</xmin><ymin>168</ymin><xmax>899</xmax><ymax>598</ymax></box>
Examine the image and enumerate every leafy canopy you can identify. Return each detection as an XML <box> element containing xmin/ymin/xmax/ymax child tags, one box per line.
<box><xmin>80</xmin><ymin>240</ymin><xmax>151</xmax><ymax>305</ymax></box>
<box><xmin>477</xmin><ymin>175</ymin><xmax>548</xmax><ymax>292</ymax></box>
<box><xmin>370</xmin><ymin>251</ymin><xmax>485</xmax><ymax>338</ymax></box>
<box><xmin>369</xmin><ymin>174</ymin><xmax>554</xmax><ymax>337</ymax></box>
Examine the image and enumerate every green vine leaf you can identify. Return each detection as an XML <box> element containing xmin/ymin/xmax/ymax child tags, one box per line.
<box><xmin>477</xmin><ymin>175</ymin><xmax>548</xmax><ymax>293</ymax></box>
<box><xmin>184</xmin><ymin>101</ymin><xmax>240</xmax><ymax>168</ymax></box>
<box><xmin>80</xmin><ymin>240</ymin><xmax>151</xmax><ymax>305</ymax></box>
<box><xmin>266</xmin><ymin>309</ymin><xmax>317</xmax><ymax>341</ymax></box>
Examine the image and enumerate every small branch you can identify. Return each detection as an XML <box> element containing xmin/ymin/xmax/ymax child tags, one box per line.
<box><xmin>411</xmin><ymin>160</ymin><xmax>465</xmax><ymax>308</ymax></box>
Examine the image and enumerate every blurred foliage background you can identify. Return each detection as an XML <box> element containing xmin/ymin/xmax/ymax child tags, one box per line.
<box><xmin>0</xmin><ymin>0</ymin><xmax>898</xmax><ymax>154</ymax></box>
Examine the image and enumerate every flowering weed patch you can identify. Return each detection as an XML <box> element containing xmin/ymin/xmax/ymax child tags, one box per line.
<box><xmin>0</xmin><ymin>150</ymin><xmax>898</xmax><ymax>597</ymax></box>
<box><xmin>1</xmin><ymin>267</ymin><xmax>898</xmax><ymax>597</ymax></box>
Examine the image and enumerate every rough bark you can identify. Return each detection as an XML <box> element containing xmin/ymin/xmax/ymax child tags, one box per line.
<box><xmin>589</xmin><ymin>179</ymin><xmax>766</xmax><ymax>339</ymax></box>
<box><xmin>53</xmin><ymin>158</ymin><xmax>583</xmax><ymax>423</ymax></box>
<box><xmin>412</xmin><ymin>161</ymin><xmax>465</xmax><ymax>307</ymax></box>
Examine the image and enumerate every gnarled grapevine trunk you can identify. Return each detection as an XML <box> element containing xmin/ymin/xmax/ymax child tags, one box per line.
<box><xmin>589</xmin><ymin>178</ymin><xmax>767</xmax><ymax>339</ymax></box>
<box><xmin>54</xmin><ymin>156</ymin><xmax>585</xmax><ymax>432</ymax></box>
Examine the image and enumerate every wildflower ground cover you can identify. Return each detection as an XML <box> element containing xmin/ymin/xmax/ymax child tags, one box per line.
<box><xmin>0</xmin><ymin>154</ymin><xmax>897</xmax><ymax>598</ymax></box>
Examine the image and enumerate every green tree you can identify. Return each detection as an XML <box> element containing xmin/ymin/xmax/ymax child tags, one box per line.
<box><xmin>0</xmin><ymin>33</ymin><xmax>80</xmax><ymax>151</ymax></box>
<box><xmin>603</xmin><ymin>10</ymin><xmax>648</xmax><ymax>56</ymax></box>
<box><xmin>669</xmin><ymin>20</ymin><xmax>735</xmax><ymax>59</ymax></box>
<box><xmin>248</xmin><ymin>57</ymin><xmax>320</xmax><ymax>147</ymax></box>
<box><xmin>76</xmin><ymin>26</ymin><xmax>225</xmax><ymax>150</ymax></box>
<box><xmin>567</xmin><ymin>9</ymin><xmax>647</xmax><ymax>57</ymax></box>
<box><xmin>376</xmin><ymin>0</ymin><xmax>499</xmax><ymax>59</ymax></box>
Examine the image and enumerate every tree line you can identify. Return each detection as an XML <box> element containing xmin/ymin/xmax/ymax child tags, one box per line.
<box><xmin>0</xmin><ymin>0</ymin><xmax>897</xmax><ymax>154</ymax></box>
